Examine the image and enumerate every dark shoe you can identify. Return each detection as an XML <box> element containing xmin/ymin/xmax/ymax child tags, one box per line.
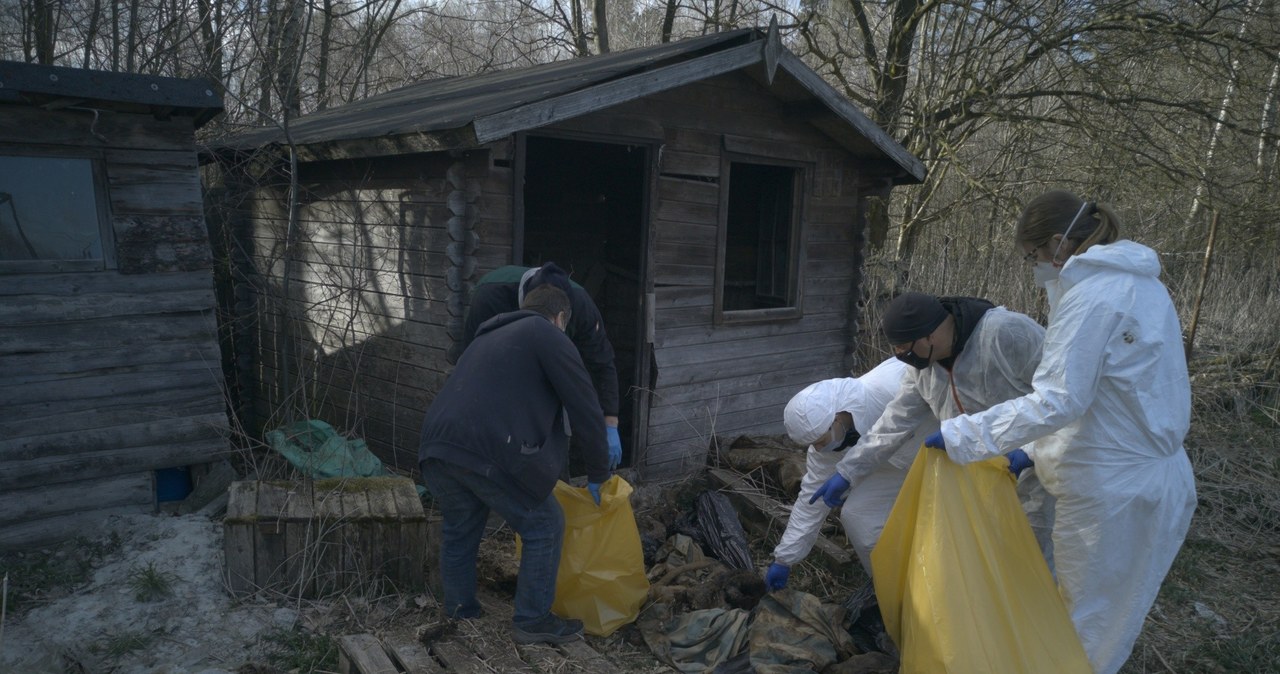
<box><xmin>512</xmin><ymin>614</ymin><xmax>584</xmax><ymax>645</ymax></box>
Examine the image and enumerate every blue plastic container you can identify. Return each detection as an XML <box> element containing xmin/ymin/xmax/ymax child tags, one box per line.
<box><xmin>156</xmin><ymin>466</ymin><xmax>193</xmax><ymax>502</ymax></box>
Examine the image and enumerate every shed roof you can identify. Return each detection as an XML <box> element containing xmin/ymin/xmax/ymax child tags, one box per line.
<box><xmin>0</xmin><ymin>61</ymin><xmax>223</xmax><ymax>128</ymax></box>
<box><xmin>218</xmin><ymin>26</ymin><xmax>925</xmax><ymax>184</ymax></box>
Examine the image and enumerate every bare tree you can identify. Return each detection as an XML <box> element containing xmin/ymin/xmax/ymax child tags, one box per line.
<box><xmin>594</xmin><ymin>0</ymin><xmax>609</xmax><ymax>53</ymax></box>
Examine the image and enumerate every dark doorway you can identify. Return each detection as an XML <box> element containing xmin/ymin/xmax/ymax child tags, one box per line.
<box><xmin>519</xmin><ymin>135</ymin><xmax>649</xmax><ymax>468</ymax></box>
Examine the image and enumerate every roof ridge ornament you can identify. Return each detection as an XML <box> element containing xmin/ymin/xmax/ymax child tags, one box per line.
<box><xmin>764</xmin><ymin>15</ymin><xmax>781</xmax><ymax>86</ymax></box>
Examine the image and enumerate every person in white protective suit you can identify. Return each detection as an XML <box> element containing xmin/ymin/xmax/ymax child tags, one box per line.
<box><xmin>811</xmin><ymin>292</ymin><xmax>1057</xmax><ymax>565</ymax></box>
<box><xmin>762</xmin><ymin>357</ymin><xmax>927</xmax><ymax>590</ymax></box>
<box><xmin>927</xmin><ymin>190</ymin><xmax>1197</xmax><ymax>674</ymax></box>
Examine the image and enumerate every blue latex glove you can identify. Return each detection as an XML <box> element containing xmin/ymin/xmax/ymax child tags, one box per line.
<box><xmin>764</xmin><ymin>562</ymin><xmax>790</xmax><ymax>591</ymax></box>
<box><xmin>1006</xmin><ymin>448</ymin><xmax>1033</xmax><ymax>477</ymax></box>
<box><xmin>924</xmin><ymin>430</ymin><xmax>946</xmax><ymax>451</ymax></box>
<box><xmin>810</xmin><ymin>473</ymin><xmax>850</xmax><ymax>508</ymax></box>
<box><xmin>587</xmin><ymin>482</ymin><xmax>602</xmax><ymax>506</ymax></box>
<box><xmin>606</xmin><ymin>426</ymin><xmax>623</xmax><ymax>469</ymax></box>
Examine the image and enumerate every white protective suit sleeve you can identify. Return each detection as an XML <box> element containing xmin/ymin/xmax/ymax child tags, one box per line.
<box><xmin>939</xmin><ymin>292</ymin><xmax>1115</xmax><ymax>463</ymax></box>
<box><xmin>773</xmin><ymin>447</ymin><xmax>844</xmax><ymax>566</ymax></box>
<box><xmin>832</xmin><ymin>373</ymin><xmax>938</xmax><ymax>490</ymax></box>
<box><xmin>772</xmin><ymin>358</ymin><xmax>909</xmax><ymax>567</ymax></box>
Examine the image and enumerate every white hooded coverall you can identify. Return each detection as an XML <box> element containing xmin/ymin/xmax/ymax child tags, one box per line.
<box><xmin>774</xmin><ymin>357</ymin><xmax>924</xmax><ymax>574</ymax></box>
<box><xmin>832</xmin><ymin>306</ymin><xmax>1057</xmax><ymax>560</ymax></box>
<box><xmin>941</xmin><ymin>240</ymin><xmax>1197</xmax><ymax>674</ymax></box>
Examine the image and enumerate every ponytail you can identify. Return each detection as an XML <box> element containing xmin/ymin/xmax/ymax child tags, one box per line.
<box><xmin>1016</xmin><ymin>190</ymin><xmax>1122</xmax><ymax>257</ymax></box>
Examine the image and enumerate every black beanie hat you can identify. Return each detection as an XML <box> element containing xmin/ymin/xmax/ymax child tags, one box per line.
<box><xmin>522</xmin><ymin>262</ymin><xmax>573</xmax><ymax>296</ymax></box>
<box><xmin>882</xmin><ymin>292</ymin><xmax>948</xmax><ymax>343</ymax></box>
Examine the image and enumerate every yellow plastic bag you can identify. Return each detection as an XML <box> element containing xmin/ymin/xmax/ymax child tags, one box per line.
<box><xmin>871</xmin><ymin>448</ymin><xmax>1091</xmax><ymax>673</ymax></box>
<box><xmin>550</xmin><ymin>475</ymin><xmax>650</xmax><ymax>636</ymax></box>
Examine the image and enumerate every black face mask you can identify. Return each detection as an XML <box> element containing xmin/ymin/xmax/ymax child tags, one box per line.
<box><xmin>895</xmin><ymin>342</ymin><xmax>934</xmax><ymax>370</ymax></box>
<box><xmin>818</xmin><ymin>423</ymin><xmax>862</xmax><ymax>452</ymax></box>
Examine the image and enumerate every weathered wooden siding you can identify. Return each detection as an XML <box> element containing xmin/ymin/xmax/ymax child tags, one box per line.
<box><xmin>0</xmin><ymin>106</ymin><xmax>229</xmax><ymax>549</ymax></box>
<box><xmin>550</xmin><ymin>72</ymin><xmax>869</xmax><ymax>480</ymax></box>
<box><xmin>230</xmin><ymin>150</ymin><xmax>507</xmax><ymax>471</ymax></box>
<box><xmin>221</xmin><ymin>69</ymin><xmax>885</xmax><ymax>485</ymax></box>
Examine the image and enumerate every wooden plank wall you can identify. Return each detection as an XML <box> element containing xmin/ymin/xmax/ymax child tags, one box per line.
<box><xmin>0</xmin><ymin>106</ymin><xmax>230</xmax><ymax>549</ymax></box>
<box><xmin>234</xmin><ymin>150</ymin><xmax>509</xmax><ymax>472</ymax></box>
<box><xmin>575</xmin><ymin>73</ymin><xmax>868</xmax><ymax>481</ymax></box>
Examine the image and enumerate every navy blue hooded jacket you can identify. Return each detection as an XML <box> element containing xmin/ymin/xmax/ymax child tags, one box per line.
<box><xmin>460</xmin><ymin>266</ymin><xmax>619</xmax><ymax>417</ymax></box>
<box><xmin>419</xmin><ymin>309</ymin><xmax>609</xmax><ymax>507</ymax></box>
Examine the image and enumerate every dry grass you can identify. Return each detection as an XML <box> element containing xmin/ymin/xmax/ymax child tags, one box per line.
<box><xmin>1118</xmin><ymin>354</ymin><xmax>1280</xmax><ymax>674</ymax></box>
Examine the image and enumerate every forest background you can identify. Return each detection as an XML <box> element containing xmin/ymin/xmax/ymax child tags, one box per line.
<box><xmin>4</xmin><ymin>0</ymin><xmax>1278</xmax><ymax>354</ymax></box>
<box><xmin>2</xmin><ymin>0</ymin><xmax>1278</xmax><ymax>671</ymax></box>
<box><xmin>5</xmin><ymin>0</ymin><xmax>1277</xmax><ymax>354</ymax></box>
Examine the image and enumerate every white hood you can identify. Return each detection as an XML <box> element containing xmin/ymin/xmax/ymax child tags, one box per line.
<box><xmin>1060</xmin><ymin>239</ymin><xmax>1161</xmax><ymax>290</ymax></box>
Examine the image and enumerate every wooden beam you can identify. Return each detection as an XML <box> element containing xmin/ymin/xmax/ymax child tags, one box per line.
<box><xmin>473</xmin><ymin>42</ymin><xmax>764</xmax><ymax>143</ymax></box>
<box><xmin>336</xmin><ymin>633</ymin><xmax>399</xmax><ymax>674</ymax></box>
<box><xmin>0</xmin><ymin>436</ymin><xmax>231</xmax><ymax>491</ymax></box>
<box><xmin>0</xmin><ymin>61</ymin><xmax>221</xmax><ymax>119</ymax></box>
<box><xmin>387</xmin><ymin>641</ymin><xmax>444</xmax><ymax>673</ymax></box>
<box><xmin>0</xmin><ymin>471</ymin><xmax>152</xmax><ymax>525</ymax></box>
<box><xmin>429</xmin><ymin>641</ymin><xmax>491</xmax><ymax>674</ymax></box>
<box><xmin>0</xmin><ymin>504</ymin><xmax>153</xmax><ymax>550</ymax></box>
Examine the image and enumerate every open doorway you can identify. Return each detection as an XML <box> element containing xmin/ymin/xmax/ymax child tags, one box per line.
<box><xmin>519</xmin><ymin>134</ymin><xmax>650</xmax><ymax>468</ymax></box>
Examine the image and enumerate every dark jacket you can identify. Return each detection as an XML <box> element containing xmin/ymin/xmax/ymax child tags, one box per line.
<box><xmin>420</xmin><ymin>310</ymin><xmax>609</xmax><ymax>507</ymax></box>
<box><xmin>460</xmin><ymin>266</ymin><xmax>620</xmax><ymax>416</ymax></box>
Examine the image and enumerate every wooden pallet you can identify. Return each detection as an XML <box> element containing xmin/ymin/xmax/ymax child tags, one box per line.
<box><xmin>337</xmin><ymin>630</ymin><xmax>618</xmax><ymax>674</ymax></box>
<box><xmin>336</xmin><ymin>589</ymin><xmax>675</xmax><ymax>674</ymax></box>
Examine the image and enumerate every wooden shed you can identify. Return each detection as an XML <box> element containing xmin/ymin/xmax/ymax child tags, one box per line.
<box><xmin>205</xmin><ymin>26</ymin><xmax>924</xmax><ymax>481</ymax></box>
<box><xmin>0</xmin><ymin>62</ymin><xmax>229</xmax><ymax>548</ymax></box>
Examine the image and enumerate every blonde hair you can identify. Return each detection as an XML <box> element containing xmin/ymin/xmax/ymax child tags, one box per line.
<box><xmin>1015</xmin><ymin>189</ymin><xmax>1121</xmax><ymax>258</ymax></box>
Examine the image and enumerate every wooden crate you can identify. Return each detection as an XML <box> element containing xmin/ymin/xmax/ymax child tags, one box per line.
<box><xmin>224</xmin><ymin>477</ymin><xmax>426</xmax><ymax>597</ymax></box>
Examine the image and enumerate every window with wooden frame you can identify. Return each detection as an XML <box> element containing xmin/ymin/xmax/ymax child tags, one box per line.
<box><xmin>0</xmin><ymin>151</ymin><xmax>114</xmax><ymax>273</ymax></box>
<box><xmin>715</xmin><ymin>154</ymin><xmax>806</xmax><ymax>323</ymax></box>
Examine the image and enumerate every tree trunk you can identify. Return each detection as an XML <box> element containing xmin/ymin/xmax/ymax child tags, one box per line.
<box><xmin>1257</xmin><ymin>59</ymin><xmax>1280</xmax><ymax>185</ymax></box>
<box><xmin>660</xmin><ymin>0</ymin><xmax>678</xmax><ymax>43</ymax></box>
<box><xmin>316</xmin><ymin>0</ymin><xmax>335</xmax><ymax>110</ymax></box>
<box><xmin>593</xmin><ymin>0</ymin><xmax>609</xmax><ymax>54</ymax></box>
<box><xmin>125</xmin><ymin>0</ymin><xmax>140</xmax><ymax>71</ymax></box>
<box><xmin>197</xmin><ymin>0</ymin><xmax>224</xmax><ymax>94</ymax></box>
<box><xmin>275</xmin><ymin>0</ymin><xmax>304</xmax><ymax>119</ymax></box>
<box><xmin>570</xmin><ymin>0</ymin><xmax>590</xmax><ymax>55</ymax></box>
<box><xmin>258</xmin><ymin>0</ymin><xmax>280</xmax><ymax>122</ymax></box>
<box><xmin>82</xmin><ymin>0</ymin><xmax>102</xmax><ymax>68</ymax></box>
<box><xmin>110</xmin><ymin>0</ymin><xmax>119</xmax><ymax>69</ymax></box>
<box><xmin>1186</xmin><ymin>0</ymin><xmax>1261</xmax><ymax>229</ymax></box>
<box><xmin>33</xmin><ymin>0</ymin><xmax>55</xmax><ymax>64</ymax></box>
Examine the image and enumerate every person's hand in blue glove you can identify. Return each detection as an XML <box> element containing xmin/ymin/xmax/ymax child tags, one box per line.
<box><xmin>924</xmin><ymin>430</ymin><xmax>946</xmax><ymax>451</ymax></box>
<box><xmin>606</xmin><ymin>426</ymin><xmax>623</xmax><ymax>470</ymax></box>
<box><xmin>587</xmin><ymin>482</ymin><xmax>602</xmax><ymax>506</ymax></box>
<box><xmin>810</xmin><ymin>473</ymin><xmax>850</xmax><ymax>508</ymax></box>
<box><xmin>764</xmin><ymin>562</ymin><xmax>790</xmax><ymax>591</ymax></box>
<box><xmin>1006</xmin><ymin>448</ymin><xmax>1033</xmax><ymax>477</ymax></box>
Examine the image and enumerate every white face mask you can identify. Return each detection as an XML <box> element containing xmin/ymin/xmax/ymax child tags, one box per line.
<box><xmin>1032</xmin><ymin>261</ymin><xmax>1060</xmax><ymax>288</ymax></box>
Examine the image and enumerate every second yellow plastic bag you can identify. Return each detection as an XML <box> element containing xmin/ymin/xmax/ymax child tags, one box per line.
<box><xmin>550</xmin><ymin>475</ymin><xmax>649</xmax><ymax>636</ymax></box>
<box><xmin>871</xmin><ymin>448</ymin><xmax>1091</xmax><ymax>673</ymax></box>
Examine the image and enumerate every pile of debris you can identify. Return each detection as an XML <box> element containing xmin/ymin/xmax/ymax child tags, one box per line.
<box><xmin>450</xmin><ymin>433</ymin><xmax>900</xmax><ymax>674</ymax></box>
